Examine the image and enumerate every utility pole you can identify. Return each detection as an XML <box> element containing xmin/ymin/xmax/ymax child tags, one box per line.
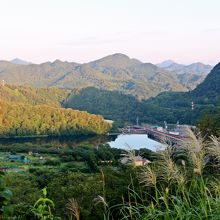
<box><xmin>2</xmin><ymin>80</ymin><xmax>5</xmax><ymax>87</ymax></box>
<box><xmin>164</xmin><ymin>121</ymin><xmax>168</xmax><ymax>130</ymax></box>
<box><xmin>136</xmin><ymin>116</ymin><xmax>139</xmax><ymax>126</ymax></box>
<box><xmin>190</xmin><ymin>101</ymin><xmax>195</xmax><ymax>125</ymax></box>
<box><xmin>191</xmin><ymin>101</ymin><xmax>194</xmax><ymax>110</ymax></box>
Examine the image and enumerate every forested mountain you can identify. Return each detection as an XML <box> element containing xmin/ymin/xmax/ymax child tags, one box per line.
<box><xmin>192</xmin><ymin>63</ymin><xmax>220</xmax><ymax>104</ymax></box>
<box><xmin>63</xmin><ymin>87</ymin><xmax>188</xmax><ymax>125</ymax></box>
<box><xmin>0</xmin><ymin>85</ymin><xmax>111</xmax><ymax>137</ymax></box>
<box><xmin>0</xmin><ymin>100</ymin><xmax>111</xmax><ymax>137</ymax></box>
<box><xmin>157</xmin><ymin>60</ymin><xmax>212</xmax><ymax>89</ymax></box>
<box><xmin>0</xmin><ymin>85</ymin><xmax>69</xmax><ymax>107</ymax></box>
<box><xmin>0</xmin><ymin>54</ymin><xmax>186</xmax><ymax>99</ymax></box>
<box><xmin>0</xmin><ymin>59</ymin><xmax>79</xmax><ymax>87</ymax></box>
<box><xmin>63</xmin><ymin>87</ymin><xmax>142</xmax><ymax>125</ymax></box>
<box><xmin>63</xmin><ymin>63</ymin><xmax>220</xmax><ymax>125</ymax></box>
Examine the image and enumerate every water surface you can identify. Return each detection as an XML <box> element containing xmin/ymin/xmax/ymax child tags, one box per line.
<box><xmin>108</xmin><ymin>134</ymin><xmax>165</xmax><ymax>151</ymax></box>
<box><xmin>0</xmin><ymin>134</ymin><xmax>164</xmax><ymax>152</ymax></box>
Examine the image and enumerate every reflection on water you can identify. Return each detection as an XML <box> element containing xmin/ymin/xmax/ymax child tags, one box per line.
<box><xmin>0</xmin><ymin>134</ymin><xmax>164</xmax><ymax>151</ymax></box>
<box><xmin>108</xmin><ymin>134</ymin><xmax>165</xmax><ymax>151</ymax></box>
<box><xmin>0</xmin><ymin>135</ymin><xmax>115</xmax><ymax>149</ymax></box>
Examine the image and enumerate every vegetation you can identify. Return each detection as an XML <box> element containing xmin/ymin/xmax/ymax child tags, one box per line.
<box><xmin>63</xmin><ymin>87</ymin><xmax>142</xmax><ymax>126</ymax></box>
<box><xmin>62</xmin><ymin>87</ymin><xmax>209</xmax><ymax>126</ymax></box>
<box><xmin>0</xmin><ymin>53</ymin><xmax>187</xmax><ymax>100</ymax></box>
<box><xmin>63</xmin><ymin>63</ymin><xmax>220</xmax><ymax>126</ymax></box>
<box><xmin>0</xmin><ymin>128</ymin><xmax>220</xmax><ymax>219</ymax></box>
<box><xmin>111</xmin><ymin>132</ymin><xmax>220</xmax><ymax>219</ymax></box>
<box><xmin>0</xmin><ymin>85</ymin><xmax>111</xmax><ymax>137</ymax></box>
<box><xmin>0</xmin><ymin>85</ymin><xmax>69</xmax><ymax>107</ymax></box>
<box><xmin>32</xmin><ymin>188</ymin><xmax>56</xmax><ymax>220</ymax></box>
<box><xmin>0</xmin><ymin>171</ymin><xmax>13</xmax><ymax>218</ymax></box>
<box><xmin>0</xmin><ymin>141</ymin><xmax>142</xmax><ymax>219</ymax></box>
<box><xmin>0</xmin><ymin>100</ymin><xmax>111</xmax><ymax>137</ymax></box>
<box><xmin>0</xmin><ymin>58</ymin><xmax>219</xmax><ymax>219</ymax></box>
<box><xmin>198</xmin><ymin>110</ymin><xmax>220</xmax><ymax>137</ymax></box>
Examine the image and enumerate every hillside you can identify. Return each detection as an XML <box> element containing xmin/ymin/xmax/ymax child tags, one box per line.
<box><xmin>0</xmin><ymin>85</ymin><xmax>111</xmax><ymax>137</ymax></box>
<box><xmin>0</xmin><ymin>100</ymin><xmax>111</xmax><ymax>137</ymax></box>
<box><xmin>63</xmin><ymin>87</ymin><xmax>191</xmax><ymax>125</ymax></box>
<box><xmin>0</xmin><ymin>85</ymin><xmax>69</xmax><ymax>107</ymax></box>
<box><xmin>192</xmin><ymin>63</ymin><xmax>220</xmax><ymax>104</ymax></box>
<box><xmin>63</xmin><ymin>63</ymin><xmax>220</xmax><ymax>125</ymax></box>
<box><xmin>63</xmin><ymin>87</ymin><xmax>142</xmax><ymax>125</ymax></box>
<box><xmin>157</xmin><ymin>60</ymin><xmax>212</xmax><ymax>89</ymax></box>
<box><xmin>143</xmin><ymin>62</ymin><xmax>220</xmax><ymax>123</ymax></box>
<box><xmin>0</xmin><ymin>54</ymin><xmax>186</xmax><ymax>99</ymax></box>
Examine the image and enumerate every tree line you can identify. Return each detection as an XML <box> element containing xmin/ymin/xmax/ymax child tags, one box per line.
<box><xmin>0</xmin><ymin>100</ymin><xmax>111</xmax><ymax>137</ymax></box>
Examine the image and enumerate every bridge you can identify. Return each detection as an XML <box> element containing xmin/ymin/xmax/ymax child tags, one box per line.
<box><xmin>121</xmin><ymin>125</ymin><xmax>188</xmax><ymax>145</ymax></box>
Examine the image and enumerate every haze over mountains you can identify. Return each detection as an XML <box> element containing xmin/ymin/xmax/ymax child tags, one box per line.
<box><xmin>157</xmin><ymin>60</ymin><xmax>212</xmax><ymax>89</ymax></box>
<box><xmin>10</xmin><ymin>58</ymin><xmax>32</xmax><ymax>65</ymax></box>
<box><xmin>0</xmin><ymin>54</ymin><xmax>213</xmax><ymax>99</ymax></box>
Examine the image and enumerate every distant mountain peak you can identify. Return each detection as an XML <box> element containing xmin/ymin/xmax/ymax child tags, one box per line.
<box><xmin>10</xmin><ymin>58</ymin><xmax>31</xmax><ymax>65</ymax></box>
<box><xmin>90</xmin><ymin>53</ymin><xmax>142</xmax><ymax>69</ymax></box>
<box><xmin>157</xmin><ymin>60</ymin><xmax>177</xmax><ymax>68</ymax></box>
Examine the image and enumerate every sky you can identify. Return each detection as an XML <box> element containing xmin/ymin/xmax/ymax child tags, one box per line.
<box><xmin>0</xmin><ymin>0</ymin><xmax>220</xmax><ymax>65</ymax></box>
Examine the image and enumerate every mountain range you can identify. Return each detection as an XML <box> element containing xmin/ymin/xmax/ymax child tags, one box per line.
<box><xmin>0</xmin><ymin>54</ymin><xmax>212</xmax><ymax>99</ymax></box>
<box><xmin>157</xmin><ymin>60</ymin><xmax>212</xmax><ymax>89</ymax></box>
<box><xmin>63</xmin><ymin>62</ymin><xmax>220</xmax><ymax>125</ymax></box>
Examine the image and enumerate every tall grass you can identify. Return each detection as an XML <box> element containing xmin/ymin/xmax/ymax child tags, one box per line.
<box><xmin>109</xmin><ymin>132</ymin><xmax>220</xmax><ymax>219</ymax></box>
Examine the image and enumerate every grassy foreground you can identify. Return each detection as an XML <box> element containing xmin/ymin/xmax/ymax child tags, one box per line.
<box><xmin>105</xmin><ymin>131</ymin><xmax>220</xmax><ymax>220</ymax></box>
<box><xmin>1</xmin><ymin>130</ymin><xmax>220</xmax><ymax>219</ymax></box>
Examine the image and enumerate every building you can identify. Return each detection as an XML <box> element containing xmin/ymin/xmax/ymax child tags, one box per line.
<box><xmin>120</xmin><ymin>155</ymin><xmax>151</xmax><ymax>167</ymax></box>
<box><xmin>8</xmin><ymin>155</ymin><xmax>29</xmax><ymax>164</ymax></box>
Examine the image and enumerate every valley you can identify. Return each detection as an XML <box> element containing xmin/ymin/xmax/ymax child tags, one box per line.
<box><xmin>0</xmin><ymin>55</ymin><xmax>219</xmax><ymax>220</ymax></box>
<box><xmin>1</xmin><ymin>0</ymin><xmax>220</xmax><ymax>219</ymax></box>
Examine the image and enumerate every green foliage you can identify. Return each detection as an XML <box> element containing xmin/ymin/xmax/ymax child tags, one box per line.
<box><xmin>3</xmin><ymin>134</ymin><xmax>220</xmax><ymax>219</ymax></box>
<box><xmin>198</xmin><ymin>110</ymin><xmax>220</xmax><ymax>137</ymax></box>
<box><xmin>46</xmin><ymin>172</ymin><xmax>103</xmax><ymax>219</ymax></box>
<box><xmin>63</xmin><ymin>63</ymin><xmax>220</xmax><ymax>126</ymax></box>
<box><xmin>0</xmin><ymin>171</ymin><xmax>13</xmax><ymax>218</ymax></box>
<box><xmin>0</xmin><ymin>85</ymin><xmax>111</xmax><ymax>137</ymax></box>
<box><xmin>5</xmin><ymin>173</ymin><xmax>40</xmax><ymax>206</ymax></box>
<box><xmin>0</xmin><ymin>54</ymin><xmax>186</xmax><ymax>100</ymax></box>
<box><xmin>62</xmin><ymin>87</ymin><xmax>192</xmax><ymax>125</ymax></box>
<box><xmin>109</xmin><ymin>134</ymin><xmax>220</xmax><ymax>219</ymax></box>
<box><xmin>32</xmin><ymin>187</ymin><xmax>56</xmax><ymax>220</ymax></box>
<box><xmin>0</xmin><ymin>85</ymin><xmax>68</xmax><ymax>107</ymax></box>
<box><xmin>63</xmin><ymin>87</ymin><xmax>142</xmax><ymax>125</ymax></box>
<box><xmin>0</xmin><ymin>100</ymin><xmax>111</xmax><ymax>137</ymax></box>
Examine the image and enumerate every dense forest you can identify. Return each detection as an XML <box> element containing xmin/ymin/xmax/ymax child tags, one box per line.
<box><xmin>0</xmin><ymin>85</ymin><xmax>111</xmax><ymax>137</ymax></box>
<box><xmin>198</xmin><ymin>110</ymin><xmax>220</xmax><ymax>137</ymax></box>
<box><xmin>0</xmin><ymin>100</ymin><xmax>111</xmax><ymax>137</ymax></box>
<box><xmin>0</xmin><ymin>85</ymin><xmax>69</xmax><ymax>107</ymax></box>
<box><xmin>63</xmin><ymin>87</ymin><xmax>143</xmax><ymax>126</ymax></box>
<box><xmin>63</xmin><ymin>63</ymin><xmax>220</xmax><ymax>126</ymax></box>
<box><xmin>63</xmin><ymin>87</ymin><xmax>216</xmax><ymax>126</ymax></box>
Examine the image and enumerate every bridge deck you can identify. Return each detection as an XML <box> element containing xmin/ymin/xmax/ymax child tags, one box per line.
<box><xmin>121</xmin><ymin>126</ymin><xmax>187</xmax><ymax>145</ymax></box>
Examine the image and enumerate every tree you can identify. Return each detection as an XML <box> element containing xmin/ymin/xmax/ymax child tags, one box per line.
<box><xmin>0</xmin><ymin>171</ymin><xmax>13</xmax><ymax>218</ymax></box>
